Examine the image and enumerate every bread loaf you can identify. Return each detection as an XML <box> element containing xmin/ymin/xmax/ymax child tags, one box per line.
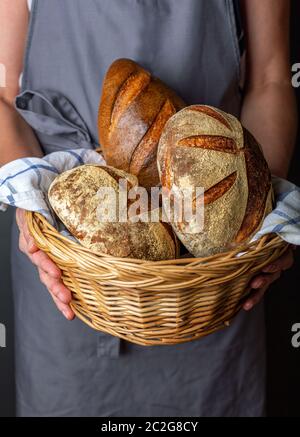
<box><xmin>98</xmin><ymin>58</ymin><xmax>185</xmax><ymax>189</ymax></box>
<box><xmin>157</xmin><ymin>105</ymin><xmax>273</xmax><ymax>257</ymax></box>
<box><xmin>48</xmin><ymin>165</ymin><xmax>179</xmax><ymax>261</ymax></box>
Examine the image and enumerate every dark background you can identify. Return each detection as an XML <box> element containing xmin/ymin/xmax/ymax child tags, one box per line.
<box><xmin>0</xmin><ymin>1</ymin><xmax>299</xmax><ymax>417</ymax></box>
<box><xmin>265</xmin><ymin>0</ymin><xmax>300</xmax><ymax>417</ymax></box>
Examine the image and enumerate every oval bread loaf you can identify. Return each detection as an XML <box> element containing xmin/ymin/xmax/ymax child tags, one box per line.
<box><xmin>157</xmin><ymin>105</ymin><xmax>273</xmax><ymax>257</ymax></box>
<box><xmin>98</xmin><ymin>58</ymin><xmax>185</xmax><ymax>190</ymax></box>
<box><xmin>48</xmin><ymin>165</ymin><xmax>179</xmax><ymax>261</ymax></box>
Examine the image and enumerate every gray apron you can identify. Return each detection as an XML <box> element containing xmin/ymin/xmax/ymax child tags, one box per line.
<box><xmin>11</xmin><ymin>0</ymin><xmax>266</xmax><ymax>417</ymax></box>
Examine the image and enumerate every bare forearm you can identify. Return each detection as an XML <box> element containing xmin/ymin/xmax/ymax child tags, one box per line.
<box><xmin>0</xmin><ymin>97</ymin><xmax>43</xmax><ymax>166</ymax></box>
<box><xmin>241</xmin><ymin>82</ymin><xmax>297</xmax><ymax>178</ymax></box>
<box><xmin>0</xmin><ymin>0</ymin><xmax>42</xmax><ymax>166</ymax></box>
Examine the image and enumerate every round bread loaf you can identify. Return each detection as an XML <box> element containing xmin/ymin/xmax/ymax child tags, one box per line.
<box><xmin>48</xmin><ymin>165</ymin><xmax>179</xmax><ymax>261</ymax></box>
<box><xmin>98</xmin><ymin>58</ymin><xmax>185</xmax><ymax>189</ymax></box>
<box><xmin>157</xmin><ymin>105</ymin><xmax>273</xmax><ymax>257</ymax></box>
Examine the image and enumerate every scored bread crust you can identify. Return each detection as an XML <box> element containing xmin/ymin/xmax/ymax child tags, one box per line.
<box><xmin>48</xmin><ymin>165</ymin><xmax>178</xmax><ymax>261</ymax></box>
<box><xmin>157</xmin><ymin>105</ymin><xmax>273</xmax><ymax>257</ymax></box>
<box><xmin>98</xmin><ymin>58</ymin><xmax>185</xmax><ymax>189</ymax></box>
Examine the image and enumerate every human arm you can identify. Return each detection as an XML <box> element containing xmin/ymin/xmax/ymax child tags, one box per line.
<box><xmin>0</xmin><ymin>0</ymin><xmax>74</xmax><ymax>319</ymax></box>
<box><xmin>240</xmin><ymin>0</ymin><xmax>297</xmax><ymax>310</ymax></box>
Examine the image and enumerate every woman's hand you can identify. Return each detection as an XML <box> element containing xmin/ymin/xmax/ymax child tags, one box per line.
<box><xmin>16</xmin><ymin>208</ymin><xmax>75</xmax><ymax>320</ymax></box>
<box><xmin>243</xmin><ymin>247</ymin><xmax>294</xmax><ymax>311</ymax></box>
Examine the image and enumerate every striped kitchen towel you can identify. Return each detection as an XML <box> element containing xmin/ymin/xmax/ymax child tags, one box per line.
<box><xmin>0</xmin><ymin>149</ymin><xmax>105</xmax><ymax>226</ymax></box>
<box><xmin>252</xmin><ymin>176</ymin><xmax>300</xmax><ymax>245</ymax></box>
<box><xmin>0</xmin><ymin>149</ymin><xmax>300</xmax><ymax>246</ymax></box>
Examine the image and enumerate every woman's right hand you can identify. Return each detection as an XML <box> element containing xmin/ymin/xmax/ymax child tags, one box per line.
<box><xmin>16</xmin><ymin>208</ymin><xmax>75</xmax><ymax>320</ymax></box>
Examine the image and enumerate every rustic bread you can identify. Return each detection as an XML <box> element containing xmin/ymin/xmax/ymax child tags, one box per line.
<box><xmin>157</xmin><ymin>105</ymin><xmax>273</xmax><ymax>257</ymax></box>
<box><xmin>48</xmin><ymin>165</ymin><xmax>179</xmax><ymax>261</ymax></box>
<box><xmin>98</xmin><ymin>58</ymin><xmax>185</xmax><ymax>189</ymax></box>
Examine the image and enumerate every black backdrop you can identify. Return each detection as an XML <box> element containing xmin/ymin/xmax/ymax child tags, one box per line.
<box><xmin>0</xmin><ymin>0</ymin><xmax>299</xmax><ymax>418</ymax></box>
<box><xmin>265</xmin><ymin>0</ymin><xmax>300</xmax><ymax>417</ymax></box>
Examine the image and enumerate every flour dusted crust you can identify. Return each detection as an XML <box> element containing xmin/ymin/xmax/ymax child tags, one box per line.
<box><xmin>157</xmin><ymin>105</ymin><xmax>273</xmax><ymax>257</ymax></box>
<box><xmin>98</xmin><ymin>58</ymin><xmax>185</xmax><ymax>189</ymax></box>
<box><xmin>48</xmin><ymin>165</ymin><xmax>178</xmax><ymax>261</ymax></box>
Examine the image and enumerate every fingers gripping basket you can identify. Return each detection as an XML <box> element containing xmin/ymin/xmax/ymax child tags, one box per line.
<box><xmin>26</xmin><ymin>211</ymin><xmax>288</xmax><ymax>346</ymax></box>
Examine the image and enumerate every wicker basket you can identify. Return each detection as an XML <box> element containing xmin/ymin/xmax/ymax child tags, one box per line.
<box><xmin>26</xmin><ymin>211</ymin><xmax>288</xmax><ymax>346</ymax></box>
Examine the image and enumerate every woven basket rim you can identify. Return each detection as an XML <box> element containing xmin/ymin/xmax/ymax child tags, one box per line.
<box><xmin>25</xmin><ymin>211</ymin><xmax>289</xmax><ymax>345</ymax></box>
<box><xmin>26</xmin><ymin>211</ymin><xmax>285</xmax><ymax>266</ymax></box>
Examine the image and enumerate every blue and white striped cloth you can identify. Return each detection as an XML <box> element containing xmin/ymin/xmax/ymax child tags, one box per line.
<box><xmin>0</xmin><ymin>148</ymin><xmax>300</xmax><ymax>245</ymax></box>
<box><xmin>0</xmin><ymin>149</ymin><xmax>105</xmax><ymax>226</ymax></box>
<box><xmin>253</xmin><ymin>176</ymin><xmax>300</xmax><ymax>245</ymax></box>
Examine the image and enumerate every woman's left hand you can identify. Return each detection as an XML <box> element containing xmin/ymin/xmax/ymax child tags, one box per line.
<box><xmin>243</xmin><ymin>247</ymin><xmax>295</xmax><ymax>311</ymax></box>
